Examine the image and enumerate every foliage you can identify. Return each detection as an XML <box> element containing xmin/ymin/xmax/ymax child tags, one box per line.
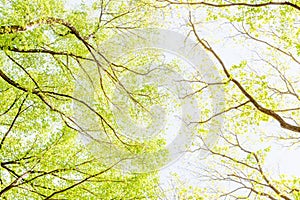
<box><xmin>0</xmin><ymin>0</ymin><xmax>300</xmax><ymax>199</ymax></box>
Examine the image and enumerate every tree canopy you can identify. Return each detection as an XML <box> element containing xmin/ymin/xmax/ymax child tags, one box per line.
<box><xmin>0</xmin><ymin>0</ymin><xmax>299</xmax><ymax>199</ymax></box>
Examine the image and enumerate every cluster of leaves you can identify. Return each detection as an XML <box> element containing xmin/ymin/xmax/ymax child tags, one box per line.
<box><xmin>0</xmin><ymin>0</ymin><xmax>165</xmax><ymax>199</ymax></box>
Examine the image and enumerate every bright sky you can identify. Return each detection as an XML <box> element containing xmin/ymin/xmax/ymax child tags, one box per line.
<box><xmin>157</xmin><ymin>4</ymin><xmax>300</xmax><ymax>196</ymax></box>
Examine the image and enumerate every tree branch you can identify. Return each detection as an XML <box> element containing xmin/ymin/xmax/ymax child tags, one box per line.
<box><xmin>189</xmin><ymin>15</ymin><xmax>300</xmax><ymax>133</ymax></box>
<box><xmin>162</xmin><ymin>0</ymin><xmax>300</xmax><ymax>11</ymax></box>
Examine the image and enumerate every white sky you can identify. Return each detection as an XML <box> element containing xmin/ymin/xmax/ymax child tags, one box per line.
<box><xmin>157</xmin><ymin>4</ymin><xmax>300</xmax><ymax>197</ymax></box>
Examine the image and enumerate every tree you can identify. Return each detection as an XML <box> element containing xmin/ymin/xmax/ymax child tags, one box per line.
<box><xmin>0</xmin><ymin>0</ymin><xmax>163</xmax><ymax>199</ymax></box>
<box><xmin>1</xmin><ymin>0</ymin><xmax>300</xmax><ymax>199</ymax></box>
<box><xmin>153</xmin><ymin>0</ymin><xmax>300</xmax><ymax>199</ymax></box>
